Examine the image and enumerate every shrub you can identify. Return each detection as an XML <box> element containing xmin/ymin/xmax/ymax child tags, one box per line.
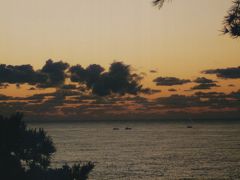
<box><xmin>0</xmin><ymin>113</ymin><xmax>94</xmax><ymax>180</ymax></box>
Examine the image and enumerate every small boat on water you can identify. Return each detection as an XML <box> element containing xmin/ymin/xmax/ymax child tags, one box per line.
<box><xmin>187</xmin><ymin>117</ymin><xmax>193</xmax><ymax>128</ymax></box>
<box><xmin>113</xmin><ymin>128</ymin><xmax>119</xmax><ymax>130</ymax></box>
<box><xmin>125</xmin><ymin>127</ymin><xmax>132</xmax><ymax>130</ymax></box>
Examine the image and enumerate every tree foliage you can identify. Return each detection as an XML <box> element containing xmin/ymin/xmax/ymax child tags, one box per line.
<box><xmin>223</xmin><ymin>0</ymin><xmax>240</xmax><ymax>38</ymax></box>
<box><xmin>0</xmin><ymin>113</ymin><xmax>94</xmax><ymax>180</ymax></box>
<box><xmin>153</xmin><ymin>0</ymin><xmax>166</xmax><ymax>8</ymax></box>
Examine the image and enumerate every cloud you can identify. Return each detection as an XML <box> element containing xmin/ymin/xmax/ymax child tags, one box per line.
<box><xmin>39</xmin><ymin>59</ymin><xmax>69</xmax><ymax>87</ymax></box>
<box><xmin>69</xmin><ymin>64</ymin><xmax>104</xmax><ymax>85</ymax></box>
<box><xmin>140</xmin><ymin>88</ymin><xmax>161</xmax><ymax>95</ymax></box>
<box><xmin>203</xmin><ymin>66</ymin><xmax>240</xmax><ymax>79</ymax></box>
<box><xmin>194</xmin><ymin>91</ymin><xmax>227</xmax><ymax>98</ymax></box>
<box><xmin>1</xmin><ymin>60</ymin><xmax>240</xmax><ymax>120</ymax></box>
<box><xmin>168</xmin><ymin>88</ymin><xmax>177</xmax><ymax>92</ymax></box>
<box><xmin>16</xmin><ymin>83</ymin><xmax>21</xmax><ymax>89</ymax></box>
<box><xmin>1</xmin><ymin>89</ymin><xmax>240</xmax><ymax>120</ymax></box>
<box><xmin>0</xmin><ymin>101</ymin><xmax>28</xmax><ymax>116</ymax></box>
<box><xmin>0</xmin><ymin>64</ymin><xmax>47</xmax><ymax>85</ymax></box>
<box><xmin>0</xmin><ymin>94</ymin><xmax>12</xmax><ymax>100</ymax></box>
<box><xmin>0</xmin><ymin>83</ymin><xmax>8</xmax><ymax>89</ymax></box>
<box><xmin>154</xmin><ymin>90</ymin><xmax>240</xmax><ymax>109</ymax></box>
<box><xmin>0</xmin><ymin>60</ymin><xmax>146</xmax><ymax>96</ymax></box>
<box><xmin>70</xmin><ymin>62</ymin><xmax>143</xmax><ymax>96</ymax></box>
<box><xmin>149</xmin><ymin>70</ymin><xmax>158</xmax><ymax>73</ymax></box>
<box><xmin>229</xmin><ymin>90</ymin><xmax>240</xmax><ymax>100</ymax></box>
<box><xmin>193</xmin><ymin>77</ymin><xmax>216</xmax><ymax>84</ymax></box>
<box><xmin>190</xmin><ymin>77</ymin><xmax>219</xmax><ymax>90</ymax></box>
<box><xmin>28</xmin><ymin>87</ymin><xmax>36</xmax><ymax>91</ymax></box>
<box><xmin>61</xmin><ymin>84</ymin><xmax>77</xmax><ymax>90</ymax></box>
<box><xmin>0</xmin><ymin>59</ymin><xmax>69</xmax><ymax>88</ymax></box>
<box><xmin>155</xmin><ymin>94</ymin><xmax>201</xmax><ymax>108</ymax></box>
<box><xmin>153</xmin><ymin>77</ymin><xmax>191</xmax><ymax>86</ymax></box>
<box><xmin>191</xmin><ymin>83</ymin><xmax>219</xmax><ymax>90</ymax></box>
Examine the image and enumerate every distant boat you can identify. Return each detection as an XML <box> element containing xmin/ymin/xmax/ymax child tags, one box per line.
<box><xmin>113</xmin><ymin>128</ymin><xmax>119</xmax><ymax>130</ymax></box>
<box><xmin>125</xmin><ymin>127</ymin><xmax>132</xmax><ymax>130</ymax></box>
<box><xmin>187</xmin><ymin>118</ymin><xmax>193</xmax><ymax>128</ymax></box>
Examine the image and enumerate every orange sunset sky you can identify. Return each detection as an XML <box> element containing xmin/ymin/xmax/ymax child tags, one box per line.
<box><xmin>0</xmin><ymin>0</ymin><xmax>239</xmax><ymax>120</ymax></box>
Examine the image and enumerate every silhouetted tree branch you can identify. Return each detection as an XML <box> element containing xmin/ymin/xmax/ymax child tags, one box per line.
<box><xmin>153</xmin><ymin>0</ymin><xmax>166</xmax><ymax>8</ymax></box>
<box><xmin>223</xmin><ymin>0</ymin><xmax>240</xmax><ymax>38</ymax></box>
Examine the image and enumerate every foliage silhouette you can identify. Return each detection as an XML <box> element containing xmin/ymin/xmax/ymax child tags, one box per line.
<box><xmin>0</xmin><ymin>113</ymin><xmax>94</xmax><ymax>180</ymax></box>
<box><xmin>153</xmin><ymin>0</ymin><xmax>240</xmax><ymax>38</ymax></box>
<box><xmin>153</xmin><ymin>0</ymin><xmax>168</xmax><ymax>8</ymax></box>
<box><xmin>223</xmin><ymin>0</ymin><xmax>240</xmax><ymax>38</ymax></box>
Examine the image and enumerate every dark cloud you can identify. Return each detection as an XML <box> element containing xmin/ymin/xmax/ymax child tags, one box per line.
<box><xmin>156</xmin><ymin>94</ymin><xmax>201</xmax><ymax>108</ymax></box>
<box><xmin>40</xmin><ymin>59</ymin><xmax>69</xmax><ymax>87</ymax></box>
<box><xmin>229</xmin><ymin>90</ymin><xmax>240</xmax><ymax>100</ymax></box>
<box><xmin>149</xmin><ymin>70</ymin><xmax>158</xmax><ymax>73</ymax></box>
<box><xmin>168</xmin><ymin>88</ymin><xmax>177</xmax><ymax>92</ymax></box>
<box><xmin>194</xmin><ymin>91</ymin><xmax>227</xmax><ymax>98</ymax></box>
<box><xmin>0</xmin><ymin>94</ymin><xmax>12</xmax><ymax>100</ymax></box>
<box><xmin>191</xmin><ymin>83</ymin><xmax>219</xmax><ymax>90</ymax></box>
<box><xmin>1</xmin><ymin>89</ymin><xmax>240</xmax><ymax>120</ymax></box>
<box><xmin>24</xmin><ymin>90</ymin><xmax>84</xmax><ymax>102</ymax></box>
<box><xmin>154</xmin><ymin>90</ymin><xmax>240</xmax><ymax>109</ymax></box>
<box><xmin>203</xmin><ymin>66</ymin><xmax>240</xmax><ymax>79</ymax></box>
<box><xmin>24</xmin><ymin>92</ymin><xmax>54</xmax><ymax>101</ymax></box>
<box><xmin>0</xmin><ymin>64</ymin><xmax>47</xmax><ymax>85</ymax></box>
<box><xmin>0</xmin><ymin>101</ymin><xmax>28</xmax><ymax>116</ymax></box>
<box><xmin>1</xmin><ymin>60</ymin><xmax>146</xmax><ymax>97</ymax></box>
<box><xmin>70</xmin><ymin>62</ymin><xmax>143</xmax><ymax>96</ymax></box>
<box><xmin>193</xmin><ymin>77</ymin><xmax>216</xmax><ymax>84</ymax></box>
<box><xmin>0</xmin><ymin>83</ymin><xmax>8</xmax><ymax>89</ymax></box>
<box><xmin>16</xmin><ymin>83</ymin><xmax>21</xmax><ymax>89</ymax></box>
<box><xmin>69</xmin><ymin>64</ymin><xmax>104</xmax><ymax>85</ymax></box>
<box><xmin>0</xmin><ymin>59</ymin><xmax>69</xmax><ymax>88</ymax></box>
<box><xmin>194</xmin><ymin>91</ymin><xmax>240</xmax><ymax>109</ymax></box>
<box><xmin>153</xmin><ymin>77</ymin><xmax>191</xmax><ymax>86</ymax></box>
<box><xmin>191</xmin><ymin>77</ymin><xmax>219</xmax><ymax>90</ymax></box>
<box><xmin>28</xmin><ymin>87</ymin><xmax>36</xmax><ymax>91</ymax></box>
<box><xmin>140</xmin><ymin>88</ymin><xmax>161</xmax><ymax>95</ymax></box>
<box><xmin>1</xmin><ymin>60</ymin><xmax>240</xmax><ymax>120</ymax></box>
<box><xmin>61</xmin><ymin>84</ymin><xmax>77</xmax><ymax>90</ymax></box>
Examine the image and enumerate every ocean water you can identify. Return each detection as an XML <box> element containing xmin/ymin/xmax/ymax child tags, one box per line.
<box><xmin>31</xmin><ymin>122</ymin><xmax>240</xmax><ymax>179</ymax></box>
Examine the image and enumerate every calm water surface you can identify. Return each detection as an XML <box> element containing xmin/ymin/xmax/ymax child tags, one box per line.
<box><xmin>31</xmin><ymin>122</ymin><xmax>240</xmax><ymax>179</ymax></box>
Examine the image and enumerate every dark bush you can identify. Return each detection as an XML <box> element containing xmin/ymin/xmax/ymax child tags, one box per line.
<box><xmin>0</xmin><ymin>113</ymin><xmax>94</xmax><ymax>180</ymax></box>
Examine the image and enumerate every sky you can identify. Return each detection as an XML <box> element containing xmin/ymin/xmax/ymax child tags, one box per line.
<box><xmin>0</xmin><ymin>0</ymin><xmax>239</xmax><ymax>120</ymax></box>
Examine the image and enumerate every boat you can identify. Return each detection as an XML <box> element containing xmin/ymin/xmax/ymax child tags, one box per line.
<box><xmin>187</xmin><ymin>117</ymin><xmax>193</xmax><ymax>128</ymax></box>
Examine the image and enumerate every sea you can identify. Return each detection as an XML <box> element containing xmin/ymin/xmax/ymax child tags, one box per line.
<box><xmin>30</xmin><ymin>121</ymin><xmax>240</xmax><ymax>179</ymax></box>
